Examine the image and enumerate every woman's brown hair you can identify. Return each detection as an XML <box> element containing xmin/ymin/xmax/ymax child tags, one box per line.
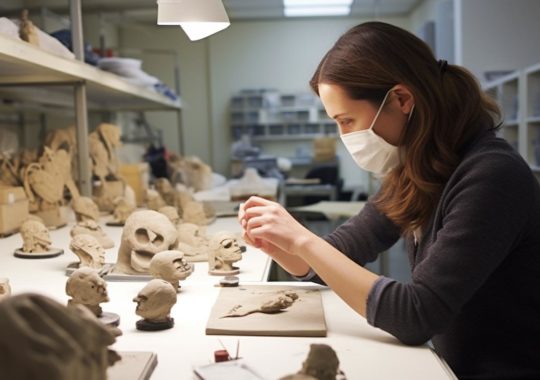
<box><xmin>310</xmin><ymin>22</ymin><xmax>501</xmax><ymax>234</ymax></box>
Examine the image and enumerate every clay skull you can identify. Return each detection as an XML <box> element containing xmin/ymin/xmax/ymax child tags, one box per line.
<box><xmin>149</xmin><ymin>250</ymin><xmax>193</xmax><ymax>291</ymax></box>
<box><xmin>69</xmin><ymin>234</ymin><xmax>106</xmax><ymax>269</ymax></box>
<box><xmin>20</xmin><ymin>219</ymin><xmax>51</xmax><ymax>253</ymax></box>
<box><xmin>208</xmin><ymin>231</ymin><xmax>246</xmax><ymax>275</ymax></box>
<box><xmin>66</xmin><ymin>267</ymin><xmax>109</xmax><ymax>317</ymax></box>
<box><xmin>114</xmin><ymin>210</ymin><xmax>178</xmax><ymax>274</ymax></box>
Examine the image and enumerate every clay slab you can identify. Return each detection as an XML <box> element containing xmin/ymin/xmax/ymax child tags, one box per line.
<box><xmin>206</xmin><ymin>285</ymin><xmax>326</xmax><ymax>337</ymax></box>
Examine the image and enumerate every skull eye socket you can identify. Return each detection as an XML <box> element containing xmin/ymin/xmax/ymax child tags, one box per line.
<box><xmin>135</xmin><ymin>228</ymin><xmax>150</xmax><ymax>243</ymax></box>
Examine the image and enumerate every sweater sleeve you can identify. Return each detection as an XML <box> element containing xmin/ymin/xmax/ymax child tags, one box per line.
<box><xmin>366</xmin><ymin>152</ymin><xmax>534</xmax><ymax>345</ymax></box>
<box><xmin>299</xmin><ymin>200</ymin><xmax>401</xmax><ymax>285</ymax></box>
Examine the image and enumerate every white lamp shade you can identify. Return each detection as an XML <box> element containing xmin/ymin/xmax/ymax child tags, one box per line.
<box><xmin>157</xmin><ymin>0</ymin><xmax>230</xmax><ymax>40</ymax></box>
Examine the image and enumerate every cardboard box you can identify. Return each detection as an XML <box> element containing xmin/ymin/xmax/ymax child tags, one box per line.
<box><xmin>119</xmin><ymin>163</ymin><xmax>149</xmax><ymax>206</ymax></box>
<box><xmin>0</xmin><ymin>186</ymin><xmax>29</xmax><ymax>235</ymax></box>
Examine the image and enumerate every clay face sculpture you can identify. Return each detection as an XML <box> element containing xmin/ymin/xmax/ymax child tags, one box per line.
<box><xmin>0</xmin><ymin>293</ymin><xmax>121</xmax><ymax>380</ymax></box>
<box><xmin>114</xmin><ymin>210</ymin><xmax>178</xmax><ymax>275</ymax></box>
<box><xmin>182</xmin><ymin>201</ymin><xmax>209</xmax><ymax>225</ymax></box>
<box><xmin>110</xmin><ymin>197</ymin><xmax>135</xmax><ymax>225</ymax></box>
<box><xmin>177</xmin><ymin>223</ymin><xmax>210</xmax><ymax>262</ymax></box>
<box><xmin>72</xmin><ymin>196</ymin><xmax>100</xmax><ymax>222</ymax></box>
<box><xmin>66</xmin><ymin>267</ymin><xmax>109</xmax><ymax>317</ymax></box>
<box><xmin>69</xmin><ymin>234</ymin><xmax>106</xmax><ymax>269</ymax></box>
<box><xmin>20</xmin><ymin>219</ymin><xmax>51</xmax><ymax>253</ymax></box>
<box><xmin>145</xmin><ymin>189</ymin><xmax>167</xmax><ymax>211</ymax></box>
<box><xmin>158</xmin><ymin>206</ymin><xmax>180</xmax><ymax>225</ymax></box>
<box><xmin>149</xmin><ymin>250</ymin><xmax>193</xmax><ymax>292</ymax></box>
<box><xmin>222</xmin><ymin>290</ymin><xmax>299</xmax><ymax>318</ymax></box>
<box><xmin>0</xmin><ymin>278</ymin><xmax>11</xmax><ymax>301</ymax></box>
<box><xmin>133</xmin><ymin>279</ymin><xmax>177</xmax><ymax>330</ymax></box>
<box><xmin>70</xmin><ymin>220</ymin><xmax>114</xmax><ymax>249</ymax></box>
<box><xmin>208</xmin><ymin>232</ymin><xmax>246</xmax><ymax>275</ymax></box>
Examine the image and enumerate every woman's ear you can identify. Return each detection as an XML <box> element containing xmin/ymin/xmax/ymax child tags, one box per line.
<box><xmin>391</xmin><ymin>84</ymin><xmax>415</xmax><ymax>115</ymax></box>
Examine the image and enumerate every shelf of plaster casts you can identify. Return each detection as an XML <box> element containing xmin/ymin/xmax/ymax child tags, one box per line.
<box><xmin>0</xmin><ymin>33</ymin><xmax>181</xmax><ymax>111</ymax></box>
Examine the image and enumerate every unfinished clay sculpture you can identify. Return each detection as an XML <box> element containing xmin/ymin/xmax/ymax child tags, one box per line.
<box><xmin>69</xmin><ymin>234</ymin><xmax>106</xmax><ymax>269</ymax></box>
<box><xmin>154</xmin><ymin>178</ymin><xmax>180</xmax><ymax>209</ymax></box>
<box><xmin>19</xmin><ymin>9</ymin><xmax>39</xmax><ymax>46</ymax></box>
<box><xmin>106</xmin><ymin>197</ymin><xmax>135</xmax><ymax>226</ymax></box>
<box><xmin>208</xmin><ymin>231</ymin><xmax>246</xmax><ymax>276</ymax></box>
<box><xmin>145</xmin><ymin>189</ymin><xmax>167</xmax><ymax>211</ymax></box>
<box><xmin>133</xmin><ymin>279</ymin><xmax>177</xmax><ymax>331</ymax></box>
<box><xmin>66</xmin><ymin>267</ymin><xmax>119</xmax><ymax>326</ymax></box>
<box><xmin>177</xmin><ymin>222</ymin><xmax>210</xmax><ymax>262</ymax></box>
<box><xmin>71</xmin><ymin>220</ymin><xmax>114</xmax><ymax>249</ymax></box>
<box><xmin>89</xmin><ymin>123</ymin><xmax>122</xmax><ymax>183</ymax></box>
<box><xmin>14</xmin><ymin>219</ymin><xmax>63</xmax><ymax>258</ymax></box>
<box><xmin>222</xmin><ymin>290</ymin><xmax>299</xmax><ymax>318</ymax></box>
<box><xmin>158</xmin><ymin>206</ymin><xmax>181</xmax><ymax>226</ymax></box>
<box><xmin>280</xmin><ymin>344</ymin><xmax>343</xmax><ymax>380</ymax></box>
<box><xmin>0</xmin><ymin>293</ymin><xmax>121</xmax><ymax>379</ymax></box>
<box><xmin>183</xmin><ymin>200</ymin><xmax>213</xmax><ymax>226</ymax></box>
<box><xmin>168</xmin><ymin>154</ymin><xmax>213</xmax><ymax>192</ymax></box>
<box><xmin>0</xmin><ymin>278</ymin><xmax>11</xmax><ymax>302</ymax></box>
<box><xmin>114</xmin><ymin>210</ymin><xmax>178</xmax><ymax>275</ymax></box>
<box><xmin>72</xmin><ymin>196</ymin><xmax>100</xmax><ymax>222</ymax></box>
<box><xmin>149</xmin><ymin>250</ymin><xmax>193</xmax><ymax>292</ymax></box>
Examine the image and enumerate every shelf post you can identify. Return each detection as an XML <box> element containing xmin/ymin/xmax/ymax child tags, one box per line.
<box><xmin>70</xmin><ymin>0</ymin><xmax>91</xmax><ymax>196</ymax></box>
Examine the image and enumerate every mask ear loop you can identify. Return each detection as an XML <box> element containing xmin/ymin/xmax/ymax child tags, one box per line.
<box><xmin>368</xmin><ymin>89</ymin><xmax>393</xmax><ymax>131</ymax></box>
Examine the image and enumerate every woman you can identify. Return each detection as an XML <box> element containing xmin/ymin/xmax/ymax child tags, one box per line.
<box><xmin>239</xmin><ymin>22</ymin><xmax>540</xmax><ymax>379</ymax></box>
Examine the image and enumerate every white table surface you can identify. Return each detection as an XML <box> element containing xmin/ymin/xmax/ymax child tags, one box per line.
<box><xmin>0</xmin><ymin>214</ymin><xmax>456</xmax><ymax>379</ymax></box>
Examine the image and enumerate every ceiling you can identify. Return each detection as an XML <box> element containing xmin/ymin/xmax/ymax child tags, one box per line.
<box><xmin>1</xmin><ymin>0</ymin><xmax>422</xmax><ymax>22</ymax></box>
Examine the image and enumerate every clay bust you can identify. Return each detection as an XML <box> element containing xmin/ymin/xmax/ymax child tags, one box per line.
<box><xmin>149</xmin><ymin>250</ymin><xmax>193</xmax><ymax>292</ymax></box>
<box><xmin>89</xmin><ymin>123</ymin><xmax>121</xmax><ymax>183</ymax></box>
<box><xmin>20</xmin><ymin>219</ymin><xmax>51</xmax><ymax>253</ymax></box>
<box><xmin>66</xmin><ymin>267</ymin><xmax>109</xmax><ymax>317</ymax></box>
<box><xmin>208</xmin><ymin>232</ymin><xmax>246</xmax><ymax>276</ymax></box>
<box><xmin>72</xmin><ymin>196</ymin><xmax>100</xmax><ymax>222</ymax></box>
<box><xmin>69</xmin><ymin>234</ymin><xmax>106</xmax><ymax>269</ymax></box>
<box><xmin>0</xmin><ymin>293</ymin><xmax>120</xmax><ymax>379</ymax></box>
<box><xmin>71</xmin><ymin>220</ymin><xmax>114</xmax><ymax>249</ymax></box>
<box><xmin>280</xmin><ymin>344</ymin><xmax>341</xmax><ymax>380</ymax></box>
<box><xmin>158</xmin><ymin>206</ymin><xmax>181</xmax><ymax>226</ymax></box>
<box><xmin>133</xmin><ymin>279</ymin><xmax>177</xmax><ymax>331</ymax></box>
<box><xmin>145</xmin><ymin>189</ymin><xmax>167</xmax><ymax>211</ymax></box>
<box><xmin>177</xmin><ymin>222</ymin><xmax>210</xmax><ymax>262</ymax></box>
<box><xmin>110</xmin><ymin>197</ymin><xmax>135</xmax><ymax>225</ymax></box>
<box><xmin>182</xmin><ymin>201</ymin><xmax>210</xmax><ymax>225</ymax></box>
<box><xmin>114</xmin><ymin>210</ymin><xmax>178</xmax><ymax>275</ymax></box>
<box><xmin>0</xmin><ymin>278</ymin><xmax>11</xmax><ymax>302</ymax></box>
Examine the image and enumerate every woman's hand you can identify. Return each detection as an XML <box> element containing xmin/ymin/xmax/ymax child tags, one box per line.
<box><xmin>239</xmin><ymin>196</ymin><xmax>316</xmax><ymax>256</ymax></box>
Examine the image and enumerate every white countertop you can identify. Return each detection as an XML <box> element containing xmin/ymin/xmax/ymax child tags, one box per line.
<box><xmin>0</xmin><ymin>215</ymin><xmax>455</xmax><ymax>379</ymax></box>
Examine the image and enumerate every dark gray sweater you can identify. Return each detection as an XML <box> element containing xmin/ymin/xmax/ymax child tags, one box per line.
<box><xmin>303</xmin><ymin>131</ymin><xmax>540</xmax><ymax>379</ymax></box>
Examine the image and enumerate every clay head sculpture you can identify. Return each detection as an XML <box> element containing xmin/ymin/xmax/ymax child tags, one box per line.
<box><xmin>109</xmin><ymin>197</ymin><xmax>135</xmax><ymax>225</ymax></box>
<box><xmin>182</xmin><ymin>201</ymin><xmax>209</xmax><ymax>225</ymax></box>
<box><xmin>133</xmin><ymin>279</ymin><xmax>177</xmax><ymax>330</ymax></box>
<box><xmin>70</xmin><ymin>220</ymin><xmax>114</xmax><ymax>249</ymax></box>
<box><xmin>208</xmin><ymin>232</ymin><xmax>246</xmax><ymax>275</ymax></box>
<box><xmin>69</xmin><ymin>234</ymin><xmax>106</xmax><ymax>269</ymax></box>
<box><xmin>154</xmin><ymin>177</ymin><xmax>174</xmax><ymax>201</ymax></box>
<box><xmin>0</xmin><ymin>293</ymin><xmax>121</xmax><ymax>380</ymax></box>
<box><xmin>0</xmin><ymin>278</ymin><xmax>11</xmax><ymax>302</ymax></box>
<box><xmin>279</xmin><ymin>344</ymin><xmax>341</xmax><ymax>380</ymax></box>
<box><xmin>177</xmin><ymin>223</ymin><xmax>210</xmax><ymax>262</ymax></box>
<box><xmin>149</xmin><ymin>250</ymin><xmax>193</xmax><ymax>292</ymax></box>
<box><xmin>20</xmin><ymin>219</ymin><xmax>51</xmax><ymax>253</ymax></box>
<box><xmin>66</xmin><ymin>267</ymin><xmax>109</xmax><ymax>317</ymax></box>
<box><xmin>72</xmin><ymin>196</ymin><xmax>99</xmax><ymax>222</ymax></box>
<box><xmin>145</xmin><ymin>189</ymin><xmax>167</xmax><ymax>211</ymax></box>
<box><xmin>114</xmin><ymin>210</ymin><xmax>178</xmax><ymax>275</ymax></box>
<box><xmin>158</xmin><ymin>206</ymin><xmax>181</xmax><ymax>225</ymax></box>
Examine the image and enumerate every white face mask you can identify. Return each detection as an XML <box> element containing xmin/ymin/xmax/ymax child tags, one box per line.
<box><xmin>340</xmin><ymin>89</ymin><xmax>414</xmax><ymax>176</ymax></box>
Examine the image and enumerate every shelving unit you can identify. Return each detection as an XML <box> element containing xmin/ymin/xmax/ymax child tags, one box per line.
<box><xmin>0</xmin><ymin>2</ymin><xmax>181</xmax><ymax>195</ymax></box>
<box><xmin>230</xmin><ymin>90</ymin><xmax>337</xmax><ymax>143</ymax></box>
<box><xmin>483</xmin><ymin>62</ymin><xmax>540</xmax><ymax>176</ymax></box>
